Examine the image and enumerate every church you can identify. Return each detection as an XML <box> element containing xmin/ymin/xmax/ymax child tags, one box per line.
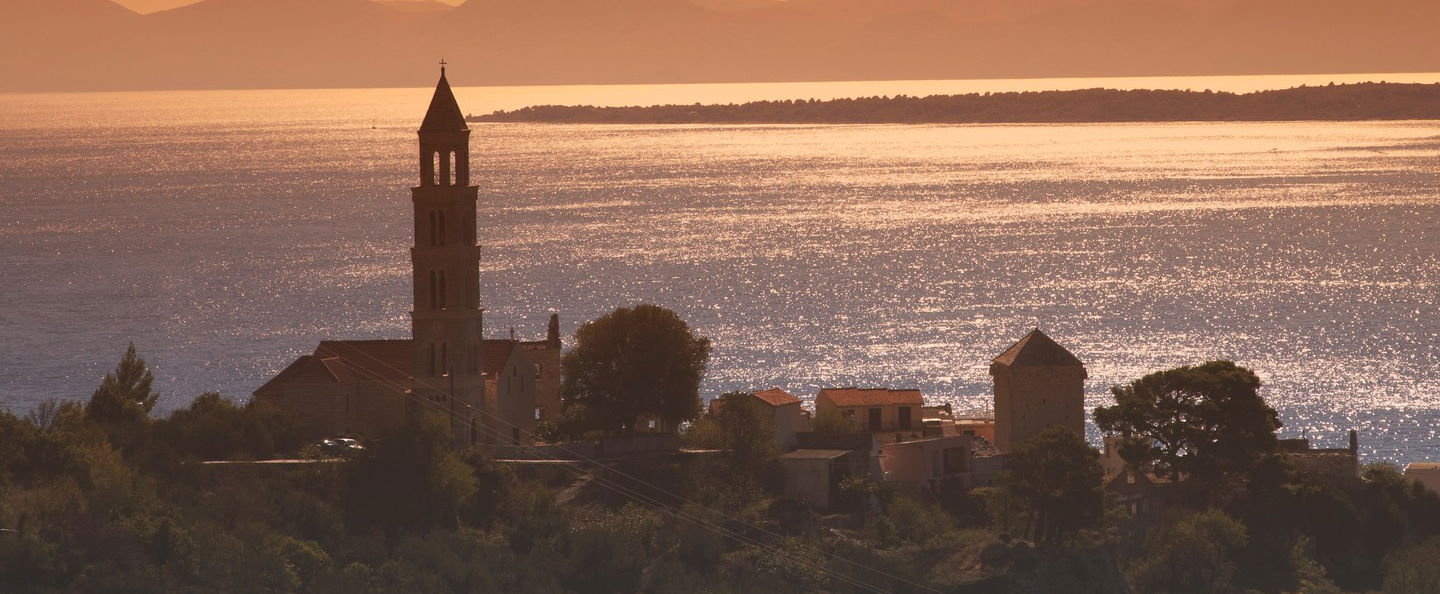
<box><xmin>254</xmin><ymin>67</ymin><xmax>561</xmax><ymax>447</ymax></box>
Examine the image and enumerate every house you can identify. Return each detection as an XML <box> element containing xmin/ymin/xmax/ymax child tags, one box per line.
<box><xmin>815</xmin><ymin>388</ymin><xmax>924</xmax><ymax>434</ymax></box>
<box><xmin>1405</xmin><ymin>463</ymin><xmax>1440</xmax><ymax>495</ymax></box>
<box><xmin>880</xmin><ymin>434</ymin><xmax>974</xmax><ymax>498</ymax></box>
<box><xmin>778</xmin><ymin>449</ymin><xmax>852</xmax><ymax>509</ymax></box>
<box><xmin>1278</xmin><ymin>431</ymin><xmax>1360</xmax><ymax>480</ymax></box>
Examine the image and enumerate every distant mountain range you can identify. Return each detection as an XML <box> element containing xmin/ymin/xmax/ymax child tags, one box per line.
<box><xmin>3</xmin><ymin>0</ymin><xmax>1439</xmax><ymax>92</ymax></box>
<box><xmin>471</xmin><ymin>83</ymin><xmax>1440</xmax><ymax>124</ymax></box>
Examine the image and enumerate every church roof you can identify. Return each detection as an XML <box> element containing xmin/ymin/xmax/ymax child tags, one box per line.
<box><xmin>818</xmin><ymin>388</ymin><xmax>924</xmax><ymax>407</ymax></box>
<box><xmin>256</xmin><ymin>337</ymin><xmax>529</xmax><ymax>394</ymax></box>
<box><xmin>254</xmin><ymin>355</ymin><xmax>349</xmax><ymax>395</ymax></box>
<box><xmin>420</xmin><ymin>68</ymin><xmax>469</xmax><ymax>132</ymax></box>
<box><xmin>482</xmin><ymin>339</ymin><xmax>519</xmax><ymax>378</ymax></box>
<box><xmin>992</xmin><ymin>329</ymin><xmax>1083</xmax><ymax>367</ymax></box>
<box><xmin>315</xmin><ymin>340</ymin><xmax>415</xmax><ymax>381</ymax></box>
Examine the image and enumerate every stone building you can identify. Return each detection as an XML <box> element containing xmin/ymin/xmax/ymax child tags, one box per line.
<box><xmin>253</xmin><ymin>67</ymin><xmax>558</xmax><ymax>447</ymax></box>
<box><xmin>520</xmin><ymin>314</ymin><xmax>563</xmax><ymax>424</ymax></box>
<box><xmin>990</xmin><ymin>329</ymin><xmax>1087</xmax><ymax>453</ymax></box>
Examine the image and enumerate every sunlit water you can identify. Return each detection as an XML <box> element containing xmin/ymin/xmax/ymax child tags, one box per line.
<box><xmin>2</xmin><ymin>74</ymin><xmax>1438</xmax><ymax>463</ymax></box>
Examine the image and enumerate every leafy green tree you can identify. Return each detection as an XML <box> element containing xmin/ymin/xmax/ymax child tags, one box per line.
<box><xmin>686</xmin><ymin>392</ymin><xmax>779</xmax><ymax>466</ymax></box>
<box><xmin>810</xmin><ymin>408</ymin><xmax>854</xmax><ymax>436</ymax></box>
<box><xmin>560</xmin><ymin>304</ymin><xmax>710</xmax><ymax>435</ymax></box>
<box><xmin>995</xmin><ymin>426</ymin><xmax>1104</xmax><ymax>544</ymax></box>
<box><xmin>1129</xmin><ymin>509</ymin><xmax>1250</xmax><ymax>594</ymax></box>
<box><xmin>1093</xmin><ymin>361</ymin><xmax>1280</xmax><ymax>485</ymax></box>
<box><xmin>346</xmin><ymin>412</ymin><xmax>478</xmax><ymax>534</ymax></box>
<box><xmin>1382</xmin><ymin>536</ymin><xmax>1440</xmax><ymax>594</ymax></box>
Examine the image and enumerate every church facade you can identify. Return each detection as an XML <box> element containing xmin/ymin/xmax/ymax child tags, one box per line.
<box><xmin>254</xmin><ymin>68</ymin><xmax>558</xmax><ymax>447</ymax></box>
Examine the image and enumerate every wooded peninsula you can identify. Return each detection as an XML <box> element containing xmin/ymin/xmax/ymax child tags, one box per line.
<box><xmin>469</xmin><ymin>82</ymin><xmax>1440</xmax><ymax>125</ymax></box>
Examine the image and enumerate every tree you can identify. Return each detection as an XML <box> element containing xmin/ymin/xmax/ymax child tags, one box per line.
<box><xmin>995</xmin><ymin>426</ymin><xmax>1104</xmax><ymax>544</ymax></box>
<box><xmin>1093</xmin><ymin>361</ymin><xmax>1279</xmax><ymax>484</ymax></box>
<box><xmin>346</xmin><ymin>412</ymin><xmax>478</xmax><ymax>534</ymax></box>
<box><xmin>1129</xmin><ymin>509</ymin><xmax>1250</xmax><ymax>594</ymax></box>
<box><xmin>559</xmin><ymin>304</ymin><xmax>710</xmax><ymax>435</ymax></box>
<box><xmin>685</xmin><ymin>392</ymin><xmax>778</xmax><ymax>467</ymax></box>
<box><xmin>1382</xmin><ymin>537</ymin><xmax>1440</xmax><ymax>594</ymax></box>
<box><xmin>810</xmin><ymin>408</ymin><xmax>854</xmax><ymax>436</ymax></box>
<box><xmin>85</xmin><ymin>343</ymin><xmax>159</xmax><ymax>448</ymax></box>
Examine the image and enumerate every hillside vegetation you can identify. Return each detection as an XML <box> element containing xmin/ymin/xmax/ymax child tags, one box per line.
<box><xmin>472</xmin><ymin>83</ymin><xmax>1440</xmax><ymax>124</ymax></box>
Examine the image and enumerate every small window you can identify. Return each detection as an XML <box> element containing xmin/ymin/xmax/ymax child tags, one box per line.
<box><xmin>534</xmin><ymin>407</ymin><xmax>542</xmax><ymax>421</ymax></box>
<box><xmin>449</xmin><ymin>152</ymin><xmax>457</xmax><ymax>186</ymax></box>
<box><xmin>432</xmin><ymin>152</ymin><xmax>441</xmax><ymax>186</ymax></box>
<box><xmin>440</xmin><ymin>342</ymin><xmax>448</xmax><ymax>372</ymax></box>
<box><xmin>437</xmin><ymin>211</ymin><xmax>446</xmax><ymax>246</ymax></box>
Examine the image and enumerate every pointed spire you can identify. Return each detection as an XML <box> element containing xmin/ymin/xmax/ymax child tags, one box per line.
<box><xmin>420</xmin><ymin>63</ymin><xmax>468</xmax><ymax>133</ymax></box>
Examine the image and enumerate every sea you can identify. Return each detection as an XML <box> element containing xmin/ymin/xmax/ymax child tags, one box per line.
<box><xmin>1</xmin><ymin>73</ymin><xmax>1437</xmax><ymax>463</ymax></box>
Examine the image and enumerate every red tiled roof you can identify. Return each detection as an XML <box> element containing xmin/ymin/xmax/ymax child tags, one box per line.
<box><xmin>992</xmin><ymin>329</ymin><xmax>1083</xmax><ymax>367</ymax></box>
<box><xmin>818</xmin><ymin>388</ymin><xmax>924</xmax><ymax>407</ymax></box>
<box><xmin>482</xmin><ymin>339</ymin><xmax>518</xmax><ymax>378</ymax></box>
<box><xmin>753</xmin><ymin>388</ymin><xmax>800</xmax><ymax>407</ymax></box>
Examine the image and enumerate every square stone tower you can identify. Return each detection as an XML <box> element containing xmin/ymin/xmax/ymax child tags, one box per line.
<box><xmin>990</xmin><ymin>329</ymin><xmax>1087</xmax><ymax>453</ymax></box>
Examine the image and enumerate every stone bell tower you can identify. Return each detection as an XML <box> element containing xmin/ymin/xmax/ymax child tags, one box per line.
<box><xmin>411</xmin><ymin>65</ymin><xmax>486</xmax><ymax>446</ymax></box>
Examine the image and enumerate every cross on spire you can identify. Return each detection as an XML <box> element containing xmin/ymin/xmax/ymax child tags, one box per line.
<box><xmin>439</xmin><ymin>59</ymin><xmax>447</xmax><ymax>75</ymax></box>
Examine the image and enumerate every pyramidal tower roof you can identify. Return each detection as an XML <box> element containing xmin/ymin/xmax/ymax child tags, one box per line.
<box><xmin>992</xmin><ymin>329</ymin><xmax>1084</xmax><ymax>367</ymax></box>
<box><xmin>420</xmin><ymin>66</ymin><xmax>468</xmax><ymax>132</ymax></box>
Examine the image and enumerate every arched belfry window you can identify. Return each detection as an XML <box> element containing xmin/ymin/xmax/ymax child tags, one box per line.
<box><xmin>432</xmin><ymin>152</ymin><xmax>441</xmax><ymax>186</ymax></box>
<box><xmin>449</xmin><ymin>152</ymin><xmax>457</xmax><ymax>186</ymax></box>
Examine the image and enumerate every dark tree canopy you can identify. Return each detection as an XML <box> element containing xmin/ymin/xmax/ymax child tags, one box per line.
<box><xmin>84</xmin><ymin>343</ymin><xmax>159</xmax><ymax>447</ymax></box>
<box><xmin>560</xmin><ymin>304</ymin><xmax>711</xmax><ymax>435</ymax></box>
<box><xmin>687</xmin><ymin>392</ymin><xmax>779</xmax><ymax>468</ymax></box>
<box><xmin>1094</xmin><ymin>360</ymin><xmax>1280</xmax><ymax>483</ymax></box>
<box><xmin>997</xmin><ymin>426</ymin><xmax>1105</xmax><ymax>544</ymax></box>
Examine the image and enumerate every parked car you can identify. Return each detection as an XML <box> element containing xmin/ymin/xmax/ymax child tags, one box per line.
<box><xmin>317</xmin><ymin>437</ymin><xmax>365</xmax><ymax>456</ymax></box>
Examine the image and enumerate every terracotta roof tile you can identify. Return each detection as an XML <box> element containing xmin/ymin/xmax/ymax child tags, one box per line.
<box><xmin>482</xmin><ymin>339</ymin><xmax>518</xmax><ymax>378</ymax></box>
<box><xmin>818</xmin><ymin>388</ymin><xmax>924</xmax><ymax>407</ymax></box>
<box><xmin>753</xmin><ymin>388</ymin><xmax>801</xmax><ymax>407</ymax></box>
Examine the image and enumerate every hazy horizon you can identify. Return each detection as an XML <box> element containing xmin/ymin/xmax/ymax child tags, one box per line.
<box><xmin>5</xmin><ymin>0</ymin><xmax>1439</xmax><ymax>93</ymax></box>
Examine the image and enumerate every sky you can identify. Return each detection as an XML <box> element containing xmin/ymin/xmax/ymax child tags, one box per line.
<box><xmin>114</xmin><ymin>0</ymin><xmax>465</xmax><ymax>14</ymax></box>
<box><xmin>6</xmin><ymin>0</ymin><xmax>1439</xmax><ymax>93</ymax></box>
